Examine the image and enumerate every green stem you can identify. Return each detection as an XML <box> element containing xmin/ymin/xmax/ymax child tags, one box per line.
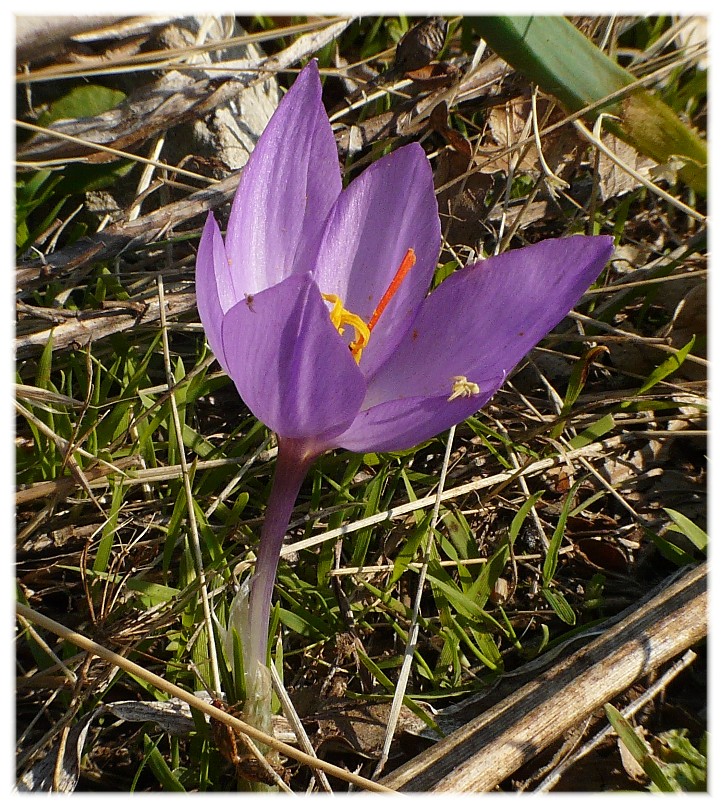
<box><xmin>243</xmin><ymin>437</ymin><xmax>317</xmax><ymax>728</ymax></box>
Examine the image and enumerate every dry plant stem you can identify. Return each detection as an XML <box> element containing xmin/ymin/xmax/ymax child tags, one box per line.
<box><xmin>585</xmin><ymin>266</ymin><xmax>707</xmax><ymax>297</ymax></box>
<box><xmin>129</xmin><ymin>134</ymin><xmax>165</xmax><ymax>220</ymax></box>
<box><xmin>269</xmin><ymin>663</ymin><xmax>332</xmax><ymax>793</ymax></box>
<box><xmin>569</xmin><ymin>310</ymin><xmax>708</xmax><ymax>367</ymax></box>
<box><xmin>48</xmin><ymin>204</ymin><xmax>83</xmax><ymax>253</ymax></box>
<box><xmin>16</xmin><ymin>450</ymin><xmax>276</xmax><ymax>505</ymax></box>
<box><xmin>16</xmin><ymin>687</ymin><xmax>64</xmax><ymax>751</ymax></box>
<box><xmin>15</xmin><ymin>603</ymin><xmax>394</xmax><ymax>793</ymax></box>
<box><xmin>497</xmin><ymin>101</ymin><xmax>532</xmax><ymax>246</ymax></box>
<box><xmin>15</xmin><ymin>399</ymin><xmax>107</xmax><ymax>516</ymax></box>
<box><xmin>501</xmin><ymin>423</ymin><xmax>549</xmax><ymax>550</ymax></box>
<box><xmin>157</xmin><ymin>274</ymin><xmax>221</xmax><ymax>696</ymax></box>
<box><xmin>232</xmin><ymin>728</ymin><xmax>293</xmax><ymax>793</ymax></box>
<box><xmin>575</xmin><ymin>116</ymin><xmax>706</xmax><ymax>223</ymax></box>
<box><xmin>530</xmin><ymin>86</ymin><xmax>568</xmax><ymax>192</ymax></box>
<box><xmin>15</xmin><ymin>120</ymin><xmax>211</xmax><ymax>184</ymax></box>
<box><xmin>15</xmin><ymin>399</ymin><xmax>122</xmax><ymax>473</ymax></box>
<box><xmin>18</xmin><ymin>18</ymin><xmax>352</xmax><ymax>83</ymax></box>
<box><xmin>15</xmin><ymin>383</ymin><xmax>85</xmax><ymax>408</ymax></box>
<box><xmin>534</xmin><ymin>648</ymin><xmax>699</xmax><ymax>792</ymax></box>
<box><xmin>17</xmin><ymin>615</ymin><xmax>77</xmax><ymax>685</ymax></box>
<box><xmin>381</xmin><ymin>561</ymin><xmax>706</xmax><ymax>792</ymax></box>
<box><xmin>281</xmin><ymin>432</ymin><xmax>645</xmax><ymax>559</ymax></box>
<box><xmin>16</xmin><ymin>292</ymin><xmax>199</xmax><ymax>358</ymax></box>
<box><xmin>373</xmin><ymin>424</ymin><xmax>456</xmax><ymax>779</ymax></box>
<box><xmin>205</xmin><ymin>434</ymin><xmax>273</xmax><ymax>519</ymax></box>
<box><xmin>16</xmin><ymin>455</ymin><xmax>138</xmax><ymax>506</ymax></box>
<box><xmin>558</xmin><ymin>438</ymin><xmax>644</xmax><ymax>523</ymax></box>
<box><xmin>328</xmin><ymin>554</ymin><xmax>557</xmax><ymax>576</ymax></box>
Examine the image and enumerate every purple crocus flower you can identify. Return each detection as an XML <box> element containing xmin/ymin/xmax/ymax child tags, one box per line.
<box><xmin>195</xmin><ymin>61</ymin><xmax>613</xmax><ymax>709</ymax></box>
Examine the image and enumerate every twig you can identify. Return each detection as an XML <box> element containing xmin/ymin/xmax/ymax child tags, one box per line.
<box><xmin>380</xmin><ymin>562</ymin><xmax>706</xmax><ymax>791</ymax></box>
<box><xmin>574</xmin><ymin>116</ymin><xmax>706</xmax><ymax>223</ymax></box>
<box><xmin>157</xmin><ymin>275</ymin><xmax>221</xmax><ymax>697</ymax></box>
<box><xmin>531</xmin><ymin>85</ymin><xmax>568</xmax><ymax>195</ymax></box>
<box><xmin>15</xmin><ymin>292</ymin><xmax>198</xmax><ymax>359</ymax></box>
<box><xmin>373</xmin><ymin>424</ymin><xmax>456</xmax><ymax>779</ymax></box>
<box><xmin>269</xmin><ymin>663</ymin><xmax>332</xmax><ymax>793</ymax></box>
<box><xmin>534</xmin><ymin>649</ymin><xmax>699</xmax><ymax>792</ymax></box>
<box><xmin>15</xmin><ymin>603</ymin><xmax>396</xmax><ymax>793</ymax></box>
<box><xmin>16</xmin><ymin>615</ymin><xmax>77</xmax><ymax>685</ymax></box>
<box><xmin>16</xmin><ymin>18</ymin><xmax>353</xmax><ymax>83</ymax></box>
<box><xmin>280</xmin><ymin>432</ymin><xmax>649</xmax><ymax>559</ymax></box>
<box><xmin>569</xmin><ymin>310</ymin><xmax>708</xmax><ymax>366</ymax></box>
<box><xmin>129</xmin><ymin>134</ymin><xmax>166</xmax><ymax>221</ymax></box>
<box><xmin>16</xmin><ymin>119</ymin><xmax>211</xmax><ymax>183</ymax></box>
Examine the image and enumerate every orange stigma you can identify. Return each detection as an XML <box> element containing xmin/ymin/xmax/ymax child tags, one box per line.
<box><xmin>349</xmin><ymin>248</ymin><xmax>416</xmax><ymax>360</ymax></box>
<box><xmin>367</xmin><ymin>248</ymin><xmax>416</xmax><ymax>332</ymax></box>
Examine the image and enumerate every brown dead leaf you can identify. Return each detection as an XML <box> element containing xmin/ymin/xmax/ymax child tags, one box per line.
<box><xmin>658</xmin><ymin>282</ymin><xmax>707</xmax><ymax>381</ymax></box>
<box><xmin>575</xmin><ymin>538</ymin><xmax>629</xmax><ymax>573</ymax></box>
<box><xmin>304</xmin><ymin>699</ymin><xmax>428</xmax><ymax>759</ymax></box>
<box><xmin>484</xmin><ymin>99</ymin><xmax>538</xmax><ymax>173</ymax></box>
<box><xmin>617</xmin><ymin>724</ymin><xmax>649</xmax><ymax>783</ymax></box>
<box><xmin>599</xmin><ymin>442</ymin><xmax>666</xmax><ymax>489</ymax></box>
<box><xmin>430</xmin><ymin>101</ymin><xmax>473</xmax><ymax>159</ymax></box>
<box><xmin>597</xmin><ymin>132</ymin><xmax>656</xmax><ymax>201</ymax></box>
<box><xmin>478</xmin><ymin>95</ymin><xmax>579</xmax><ymax>177</ymax></box>
<box><xmin>405</xmin><ymin>61</ymin><xmax>461</xmax><ymax>91</ymax></box>
<box><xmin>434</xmin><ymin>148</ymin><xmax>493</xmax><ymax>247</ymax></box>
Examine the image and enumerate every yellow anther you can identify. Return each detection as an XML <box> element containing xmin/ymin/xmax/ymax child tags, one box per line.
<box><xmin>321</xmin><ymin>248</ymin><xmax>416</xmax><ymax>365</ymax></box>
<box><xmin>448</xmin><ymin>375</ymin><xmax>480</xmax><ymax>402</ymax></box>
<box><xmin>322</xmin><ymin>293</ymin><xmax>371</xmax><ymax>364</ymax></box>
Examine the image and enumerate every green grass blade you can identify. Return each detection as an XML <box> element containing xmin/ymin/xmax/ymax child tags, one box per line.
<box><xmin>635</xmin><ymin>337</ymin><xmax>696</xmax><ymax>397</ymax></box>
<box><xmin>663</xmin><ymin>508</ymin><xmax>707</xmax><ymax>553</ymax></box>
<box><xmin>605</xmin><ymin>704</ymin><xmax>677</xmax><ymax>792</ymax></box>
<box><xmin>142</xmin><ymin>734</ymin><xmax>186</xmax><ymax>792</ymax></box>
<box><xmin>567</xmin><ymin>413</ymin><xmax>616</xmax><ymax>450</ymax></box>
<box><xmin>474</xmin><ymin>16</ymin><xmax>632</xmax><ymax>114</ymax></box>
<box><xmin>93</xmin><ymin>482</ymin><xmax>124</xmax><ymax>574</ymax></box>
<box><xmin>474</xmin><ymin>16</ymin><xmax>707</xmax><ymax>193</ymax></box>
<box><xmin>551</xmin><ymin>346</ymin><xmax>610</xmax><ymax>439</ymax></box>
<box><xmin>542</xmin><ymin>479</ymin><xmax>582</xmax><ymax>586</ymax></box>
<box><xmin>541</xmin><ymin>587</ymin><xmax>576</xmax><ymax>625</ymax></box>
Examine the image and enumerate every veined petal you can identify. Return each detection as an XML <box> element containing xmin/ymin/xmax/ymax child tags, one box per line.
<box><xmin>336</xmin><ymin>378</ymin><xmax>502</xmax><ymax>454</ymax></box>
<box><xmin>195</xmin><ymin>212</ymin><xmax>237</xmax><ymax>374</ymax></box>
<box><xmin>336</xmin><ymin>236</ymin><xmax>613</xmax><ymax>453</ymax></box>
<box><xmin>220</xmin><ymin>273</ymin><xmax>366</xmax><ymax>441</ymax></box>
<box><xmin>313</xmin><ymin>143</ymin><xmax>441</xmax><ymax>377</ymax></box>
<box><xmin>362</xmin><ymin>235</ymin><xmax>614</xmax><ymax>409</ymax></box>
<box><xmin>224</xmin><ymin>61</ymin><xmax>342</xmax><ymax>295</ymax></box>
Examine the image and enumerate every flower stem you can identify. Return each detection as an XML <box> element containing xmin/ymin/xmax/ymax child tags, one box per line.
<box><xmin>243</xmin><ymin>438</ymin><xmax>316</xmax><ymax>728</ymax></box>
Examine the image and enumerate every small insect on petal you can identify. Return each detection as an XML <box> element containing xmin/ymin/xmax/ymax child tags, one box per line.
<box><xmin>448</xmin><ymin>375</ymin><xmax>480</xmax><ymax>402</ymax></box>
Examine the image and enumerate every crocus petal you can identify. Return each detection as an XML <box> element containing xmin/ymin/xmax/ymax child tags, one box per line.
<box><xmin>337</xmin><ymin>235</ymin><xmax>614</xmax><ymax>452</ymax></box>
<box><xmin>220</xmin><ymin>273</ymin><xmax>366</xmax><ymax>442</ymax></box>
<box><xmin>362</xmin><ymin>235</ymin><xmax>614</xmax><ymax>407</ymax></box>
<box><xmin>224</xmin><ymin>61</ymin><xmax>342</xmax><ymax>295</ymax></box>
<box><xmin>335</xmin><ymin>378</ymin><xmax>502</xmax><ymax>454</ymax></box>
<box><xmin>195</xmin><ymin>212</ymin><xmax>237</xmax><ymax>374</ymax></box>
<box><xmin>312</xmin><ymin>143</ymin><xmax>441</xmax><ymax>377</ymax></box>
